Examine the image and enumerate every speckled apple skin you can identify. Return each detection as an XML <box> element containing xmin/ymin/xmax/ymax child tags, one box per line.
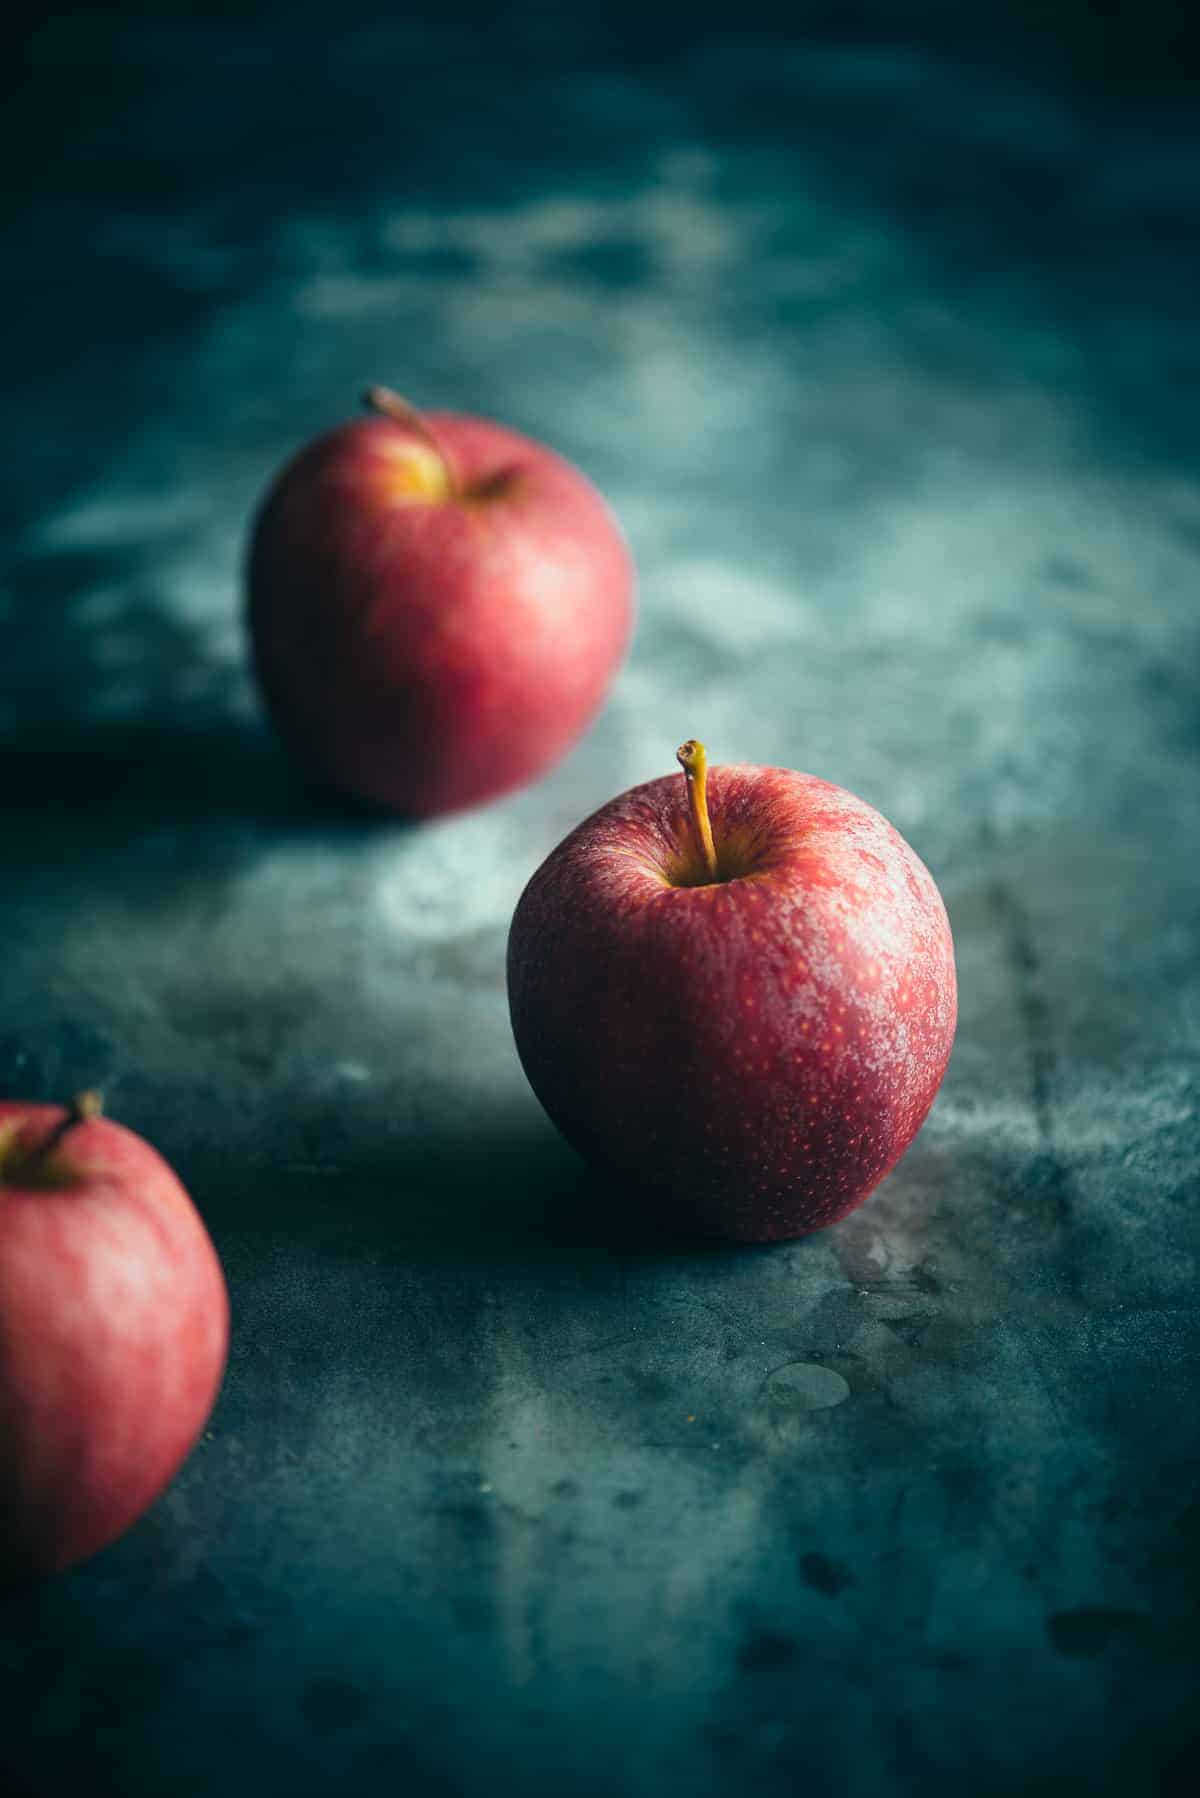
<box><xmin>0</xmin><ymin>1105</ymin><xmax>229</xmax><ymax>1578</ymax></box>
<box><xmin>248</xmin><ymin>411</ymin><xmax>634</xmax><ymax>817</ymax></box>
<box><xmin>507</xmin><ymin>765</ymin><xmax>957</xmax><ymax>1241</ymax></box>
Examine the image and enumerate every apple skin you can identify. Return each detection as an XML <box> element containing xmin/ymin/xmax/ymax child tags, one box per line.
<box><xmin>507</xmin><ymin>763</ymin><xmax>956</xmax><ymax>1241</ymax></box>
<box><xmin>247</xmin><ymin>405</ymin><xmax>634</xmax><ymax>817</ymax></box>
<box><xmin>0</xmin><ymin>1104</ymin><xmax>229</xmax><ymax>1578</ymax></box>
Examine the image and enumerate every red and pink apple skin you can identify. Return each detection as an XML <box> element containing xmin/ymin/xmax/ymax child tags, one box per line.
<box><xmin>0</xmin><ymin>1103</ymin><xmax>229</xmax><ymax>1578</ymax></box>
<box><xmin>247</xmin><ymin>399</ymin><xmax>634</xmax><ymax>817</ymax></box>
<box><xmin>507</xmin><ymin>763</ymin><xmax>957</xmax><ymax>1241</ymax></box>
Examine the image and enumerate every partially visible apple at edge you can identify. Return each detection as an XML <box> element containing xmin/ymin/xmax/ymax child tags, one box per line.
<box><xmin>0</xmin><ymin>1094</ymin><xmax>229</xmax><ymax>1579</ymax></box>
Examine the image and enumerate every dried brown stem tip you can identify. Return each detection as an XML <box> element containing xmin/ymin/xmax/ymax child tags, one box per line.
<box><xmin>22</xmin><ymin>1090</ymin><xmax>104</xmax><ymax>1174</ymax></box>
<box><xmin>361</xmin><ymin>385</ymin><xmax>458</xmax><ymax>492</ymax></box>
<box><xmin>362</xmin><ymin>385</ymin><xmax>424</xmax><ymax>430</ymax></box>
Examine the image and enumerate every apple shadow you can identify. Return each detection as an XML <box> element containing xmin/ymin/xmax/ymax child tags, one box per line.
<box><xmin>0</xmin><ymin>716</ymin><xmax>396</xmax><ymax>844</ymax></box>
<box><xmin>182</xmin><ymin>1087</ymin><xmax>821</xmax><ymax>1282</ymax></box>
<box><xmin>0</xmin><ymin>531</ymin><xmax>426</xmax><ymax>869</ymax></box>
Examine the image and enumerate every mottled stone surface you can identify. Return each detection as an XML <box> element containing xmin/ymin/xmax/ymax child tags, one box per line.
<box><xmin>2</xmin><ymin>6</ymin><xmax>1198</xmax><ymax>1795</ymax></box>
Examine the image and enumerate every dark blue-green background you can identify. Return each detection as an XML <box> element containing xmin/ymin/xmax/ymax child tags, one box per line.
<box><xmin>2</xmin><ymin>5</ymin><xmax>1198</xmax><ymax>1794</ymax></box>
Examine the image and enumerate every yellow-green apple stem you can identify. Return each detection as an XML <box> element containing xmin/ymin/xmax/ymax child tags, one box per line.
<box><xmin>362</xmin><ymin>386</ymin><xmax>459</xmax><ymax>495</ymax></box>
<box><xmin>676</xmin><ymin>739</ymin><xmax>718</xmax><ymax>882</ymax></box>
<box><xmin>18</xmin><ymin>1091</ymin><xmax>103</xmax><ymax>1176</ymax></box>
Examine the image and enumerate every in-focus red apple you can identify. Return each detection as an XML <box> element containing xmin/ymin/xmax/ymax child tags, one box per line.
<box><xmin>507</xmin><ymin>742</ymin><xmax>956</xmax><ymax>1241</ymax></box>
<box><xmin>248</xmin><ymin>388</ymin><xmax>635</xmax><ymax>817</ymax></box>
<box><xmin>0</xmin><ymin>1095</ymin><xmax>228</xmax><ymax>1578</ymax></box>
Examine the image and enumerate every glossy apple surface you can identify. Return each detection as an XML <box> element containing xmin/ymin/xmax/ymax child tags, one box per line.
<box><xmin>507</xmin><ymin>757</ymin><xmax>956</xmax><ymax>1241</ymax></box>
<box><xmin>248</xmin><ymin>390</ymin><xmax>634</xmax><ymax>817</ymax></box>
<box><xmin>0</xmin><ymin>1100</ymin><xmax>229</xmax><ymax>1578</ymax></box>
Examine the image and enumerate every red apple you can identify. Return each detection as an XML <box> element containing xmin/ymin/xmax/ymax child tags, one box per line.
<box><xmin>0</xmin><ymin>1095</ymin><xmax>228</xmax><ymax>1578</ymax></box>
<box><xmin>247</xmin><ymin>388</ymin><xmax>635</xmax><ymax>817</ymax></box>
<box><xmin>507</xmin><ymin>742</ymin><xmax>956</xmax><ymax>1241</ymax></box>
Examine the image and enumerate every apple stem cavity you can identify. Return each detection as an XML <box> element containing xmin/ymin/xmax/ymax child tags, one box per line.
<box><xmin>19</xmin><ymin>1091</ymin><xmax>104</xmax><ymax>1178</ymax></box>
<box><xmin>362</xmin><ymin>386</ymin><xmax>459</xmax><ymax>496</ymax></box>
<box><xmin>676</xmin><ymin>739</ymin><xmax>719</xmax><ymax>882</ymax></box>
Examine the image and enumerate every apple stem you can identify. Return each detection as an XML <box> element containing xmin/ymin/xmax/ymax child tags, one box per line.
<box><xmin>19</xmin><ymin>1091</ymin><xmax>104</xmax><ymax>1175</ymax></box>
<box><xmin>362</xmin><ymin>386</ymin><xmax>459</xmax><ymax>495</ymax></box>
<box><xmin>676</xmin><ymin>739</ymin><xmax>719</xmax><ymax>882</ymax></box>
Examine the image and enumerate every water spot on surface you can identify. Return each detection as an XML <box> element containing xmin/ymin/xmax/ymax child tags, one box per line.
<box><xmin>300</xmin><ymin>1677</ymin><xmax>370</xmax><ymax>1734</ymax></box>
<box><xmin>700</xmin><ymin>1724</ymin><xmax>744</xmax><ymax>1760</ymax></box>
<box><xmin>737</xmin><ymin>1629</ymin><xmax>800</xmax><ymax>1674</ymax></box>
<box><xmin>762</xmin><ymin>1362</ymin><xmax>850</xmax><ymax>1411</ymax></box>
<box><xmin>613</xmin><ymin>1489</ymin><xmax>644</xmax><ymax>1509</ymax></box>
<box><xmin>1041</xmin><ymin>553</ymin><xmax>1098</xmax><ymax>590</ymax></box>
<box><xmin>433</xmin><ymin>1502</ymin><xmax>491</xmax><ymax>1536</ymax></box>
<box><xmin>1045</xmin><ymin>1608</ymin><xmax>1140</xmax><ymax>1657</ymax></box>
<box><xmin>626</xmin><ymin>1366</ymin><xmax>672</xmax><ymax>1402</ymax></box>
<box><xmin>883</xmin><ymin>1312</ymin><xmax>935</xmax><ymax>1348</ymax></box>
<box><xmin>799</xmin><ymin>1551</ymin><xmax>855</xmax><ymax>1597</ymax></box>
<box><xmin>837</xmin><ymin>1231</ymin><xmax>893</xmax><ymax>1288</ymax></box>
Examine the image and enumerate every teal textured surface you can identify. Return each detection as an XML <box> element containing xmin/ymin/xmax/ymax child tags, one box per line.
<box><xmin>2</xmin><ymin>7</ymin><xmax>1198</xmax><ymax>1794</ymax></box>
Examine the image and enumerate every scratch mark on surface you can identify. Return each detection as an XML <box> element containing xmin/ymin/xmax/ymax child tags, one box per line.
<box><xmin>989</xmin><ymin>881</ymin><xmax>1076</xmax><ymax>1233</ymax></box>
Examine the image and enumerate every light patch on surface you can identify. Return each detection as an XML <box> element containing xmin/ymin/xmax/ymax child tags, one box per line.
<box><xmin>380</xmin><ymin>184</ymin><xmax>743</xmax><ymax>277</ymax></box>
<box><xmin>650</xmin><ymin>561</ymin><xmax>810</xmax><ymax>652</ymax></box>
<box><xmin>372</xmin><ymin>815</ymin><xmax>528</xmax><ymax>942</ymax></box>
<box><xmin>34</xmin><ymin>491</ymin><xmax>210</xmax><ymax>551</ymax></box>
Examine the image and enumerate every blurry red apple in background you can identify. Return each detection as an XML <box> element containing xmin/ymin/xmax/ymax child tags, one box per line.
<box><xmin>508</xmin><ymin>742</ymin><xmax>956</xmax><ymax>1241</ymax></box>
<box><xmin>248</xmin><ymin>388</ymin><xmax>634</xmax><ymax>817</ymax></box>
<box><xmin>0</xmin><ymin>1095</ymin><xmax>228</xmax><ymax>1578</ymax></box>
